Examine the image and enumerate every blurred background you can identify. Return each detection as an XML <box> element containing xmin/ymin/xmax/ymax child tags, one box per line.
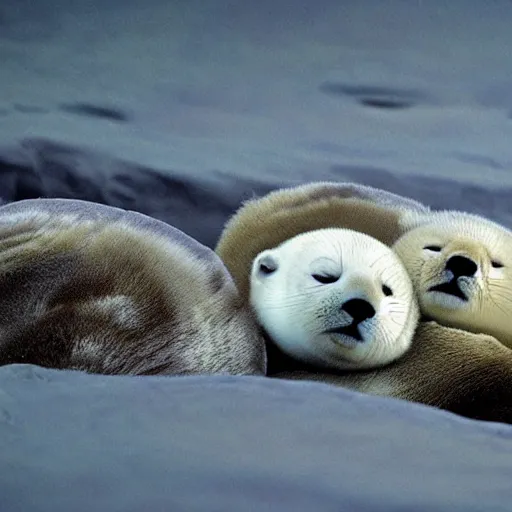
<box><xmin>2</xmin><ymin>0</ymin><xmax>512</xmax><ymax>243</ymax></box>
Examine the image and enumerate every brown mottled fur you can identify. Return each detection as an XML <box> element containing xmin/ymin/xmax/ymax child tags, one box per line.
<box><xmin>215</xmin><ymin>181</ymin><xmax>512</xmax><ymax>424</ymax></box>
<box><xmin>0</xmin><ymin>207</ymin><xmax>266</xmax><ymax>376</ymax></box>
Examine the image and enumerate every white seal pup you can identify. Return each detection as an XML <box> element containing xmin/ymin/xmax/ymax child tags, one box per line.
<box><xmin>250</xmin><ymin>228</ymin><xmax>419</xmax><ymax>371</ymax></box>
<box><xmin>0</xmin><ymin>198</ymin><xmax>266</xmax><ymax>376</ymax></box>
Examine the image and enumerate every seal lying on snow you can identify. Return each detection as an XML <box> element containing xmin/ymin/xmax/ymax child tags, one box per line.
<box><xmin>251</xmin><ymin>228</ymin><xmax>418</xmax><ymax>371</ymax></box>
<box><xmin>217</xmin><ymin>181</ymin><xmax>512</xmax><ymax>347</ymax></box>
<box><xmin>0</xmin><ymin>199</ymin><xmax>266</xmax><ymax>376</ymax></box>
<box><xmin>215</xmin><ymin>181</ymin><xmax>512</xmax><ymax>423</ymax></box>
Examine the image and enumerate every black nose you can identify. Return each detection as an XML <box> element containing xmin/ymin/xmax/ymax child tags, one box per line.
<box><xmin>445</xmin><ymin>255</ymin><xmax>478</xmax><ymax>278</ymax></box>
<box><xmin>341</xmin><ymin>298</ymin><xmax>376</xmax><ymax>325</ymax></box>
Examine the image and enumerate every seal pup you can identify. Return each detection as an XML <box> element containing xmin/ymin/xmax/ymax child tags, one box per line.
<box><xmin>216</xmin><ymin>181</ymin><xmax>512</xmax><ymax>348</ymax></box>
<box><xmin>393</xmin><ymin>210</ymin><xmax>512</xmax><ymax>346</ymax></box>
<box><xmin>0</xmin><ymin>198</ymin><xmax>266</xmax><ymax>376</ymax></box>
<box><xmin>250</xmin><ymin>228</ymin><xmax>419</xmax><ymax>371</ymax></box>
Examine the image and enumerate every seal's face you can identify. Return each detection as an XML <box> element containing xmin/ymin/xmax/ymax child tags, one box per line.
<box><xmin>394</xmin><ymin>213</ymin><xmax>512</xmax><ymax>345</ymax></box>
<box><xmin>249</xmin><ymin>228</ymin><xmax>418</xmax><ymax>371</ymax></box>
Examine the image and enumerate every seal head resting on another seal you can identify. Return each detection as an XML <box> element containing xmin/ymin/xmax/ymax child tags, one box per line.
<box><xmin>250</xmin><ymin>228</ymin><xmax>419</xmax><ymax>371</ymax></box>
<box><xmin>0</xmin><ymin>198</ymin><xmax>266</xmax><ymax>376</ymax></box>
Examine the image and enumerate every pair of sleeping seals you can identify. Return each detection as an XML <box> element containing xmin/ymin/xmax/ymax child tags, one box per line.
<box><xmin>215</xmin><ymin>181</ymin><xmax>512</xmax><ymax>424</ymax></box>
<box><xmin>0</xmin><ymin>199</ymin><xmax>266</xmax><ymax>376</ymax></box>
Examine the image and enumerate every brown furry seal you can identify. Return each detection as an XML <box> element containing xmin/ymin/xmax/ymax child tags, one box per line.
<box><xmin>215</xmin><ymin>181</ymin><xmax>512</xmax><ymax>423</ymax></box>
<box><xmin>0</xmin><ymin>198</ymin><xmax>266</xmax><ymax>376</ymax></box>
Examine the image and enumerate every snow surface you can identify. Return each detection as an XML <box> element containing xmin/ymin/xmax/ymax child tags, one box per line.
<box><xmin>2</xmin><ymin>364</ymin><xmax>512</xmax><ymax>512</ymax></box>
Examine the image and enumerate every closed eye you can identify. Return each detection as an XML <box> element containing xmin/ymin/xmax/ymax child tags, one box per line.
<box><xmin>424</xmin><ymin>245</ymin><xmax>442</xmax><ymax>252</ymax></box>
<box><xmin>382</xmin><ymin>284</ymin><xmax>393</xmax><ymax>296</ymax></box>
<box><xmin>312</xmin><ymin>274</ymin><xmax>339</xmax><ymax>284</ymax></box>
<box><xmin>259</xmin><ymin>263</ymin><xmax>276</xmax><ymax>275</ymax></box>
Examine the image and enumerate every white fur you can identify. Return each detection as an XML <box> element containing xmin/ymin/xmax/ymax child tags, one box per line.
<box><xmin>250</xmin><ymin>228</ymin><xmax>419</xmax><ymax>371</ymax></box>
<box><xmin>89</xmin><ymin>295</ymin><xmax>140</xmax><ymax>329</ymax></box>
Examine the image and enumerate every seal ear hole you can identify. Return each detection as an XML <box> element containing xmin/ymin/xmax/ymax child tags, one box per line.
<box><xmin>424</xmin><ymin>245</ymin><xmax>442</xmax><ymax>252</ymax></box>
<box><xmin>491</xmin><ymin>260</ymin><xmax>504</xmax><ymax>269</ymax></box>
<box><xmin>257</xmin><ymin>254</ymin><xmax>278</xmax><ymax>276</ymax></box>
<box><xmin>312</xmin><ymin>274</ymin><xmax>339</xmax><ymax>285</ymax></box>
<box><xmin>382</xmin><ymin>284</ymin><xmax>393</xmax><ymax>297</ymax></box>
